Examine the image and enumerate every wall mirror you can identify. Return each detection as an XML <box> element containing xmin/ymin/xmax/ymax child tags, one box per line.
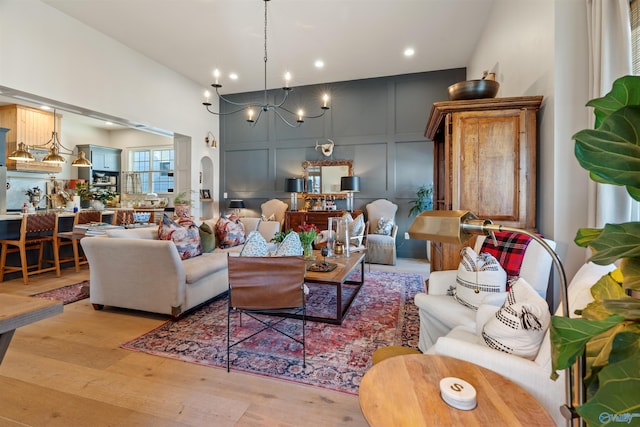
<box><xmin>302</xmin><ymin>159</ymin><xmax>353</xmax><ymax>198</ymax></box>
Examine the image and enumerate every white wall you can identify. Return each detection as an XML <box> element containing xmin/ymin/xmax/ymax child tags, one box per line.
<box><xmin>0</xmin><ymin>0</ymin><xmax>220</xmax><ymax>218</ymax></box>
<box><xmin>467</xmin><ymin>0</ymin><xmax>591</xmax><ymax>302</ymax></box>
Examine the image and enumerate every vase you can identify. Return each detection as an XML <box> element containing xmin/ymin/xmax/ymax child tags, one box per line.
<box><xmin>303</xmin><ymin>241</ymin><xmax>314</xmax><ymax>260</ymax></box>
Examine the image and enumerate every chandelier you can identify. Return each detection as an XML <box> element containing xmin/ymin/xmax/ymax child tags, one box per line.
<box><xmin>202</xmin><ymin>0</ymin><xmax>330</xmax><ymax>128</ymax></box>
<box><xmin>8</xmin><ymin>109</ymin><xmax>92</xmax><ymax>167</ymax></box>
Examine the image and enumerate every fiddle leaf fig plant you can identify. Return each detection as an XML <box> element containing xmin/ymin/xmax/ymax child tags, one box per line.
<box><xmin>550</xmin><ymin>75</ymin><xmax>640</xmax><ymax>426</ymax></box>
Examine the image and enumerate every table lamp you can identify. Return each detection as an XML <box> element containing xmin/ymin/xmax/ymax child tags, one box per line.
<box><xmin>408</xmin><ymin>209</ymin><xmax>578</xmax><ymax>424</ymax></box>
<box><xmin>228</xmin><ymin>199</ymin><xmax>245</xmax><ymax>217</ymax></box>
<box><xmin>285</xmin><ymin>178</ymin><xmax>304</xmax><ymax>211</ymax></box>
<box><xmin>340</xmin><ymin>176</ymin><xmax>360</xmax><ymax>212</ymax></box>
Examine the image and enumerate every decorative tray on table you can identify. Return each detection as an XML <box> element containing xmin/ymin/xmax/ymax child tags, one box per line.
<box><xmin>307</xmin><ymin>262</ymin><xmax>338</xmax><ymax>272</ymax></box>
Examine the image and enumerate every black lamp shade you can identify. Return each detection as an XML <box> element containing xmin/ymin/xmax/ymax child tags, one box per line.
<box><xmin>285</xmin><ymin>177</ymin><xmax>304</xmax><ymax>193</ymax></box>
<box><xmin>228</xmin><ymin>199</ymin><xmax>245</xmax><ymax>209</ymax></box>
<box><xmin>340</xmin><ymin>176</ymin><xmax>360</xmax><ymax>192</ymax></box>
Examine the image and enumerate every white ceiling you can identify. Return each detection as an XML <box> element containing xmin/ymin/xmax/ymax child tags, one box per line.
<box><xmin>41</xmin><ymin>0</ymin><xmax>495</xmax><ymax>95</ymax></box>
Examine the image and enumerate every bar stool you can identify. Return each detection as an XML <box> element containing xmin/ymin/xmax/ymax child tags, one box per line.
<box><xmin>59</xmin><ymin>210</ymin><xmax>103</xmax><ymax>272</ymax></box>
<box><xmin>0</xmin><ymin>212</ymin><xmax>61</xmax><ymax>285</ymax></box>
<box><xmin>112</xmin><ymin>209</ymin><xmax>134</xmax><ymax>226</ymax></box>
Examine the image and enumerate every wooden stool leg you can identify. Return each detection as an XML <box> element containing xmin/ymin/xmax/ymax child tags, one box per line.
<box><xmin>19</xmin><ymin>245</ymin><xmax>29</xmax><ymax>285</ymax></box>
<box><xmin>52</xmin><ymin>240</ymin><xmax>61</xmax><ymax>277</ymax></box>
<box><xmin>0</xmin><ymin>243</ymin><xmax>7</xmax><ymax>282</ymax></box>
<box><xmin>72</xmin><ymin>240</ymin><xmax>81</xmax><ymax>273</ymax></box>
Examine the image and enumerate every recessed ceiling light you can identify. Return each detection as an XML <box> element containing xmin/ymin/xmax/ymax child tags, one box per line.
<box><xmin>229</xmin><ymin>73</ymin><xmax>238</xmax><ymax>80</ymax></box>
<box><xmin>314</xmin><ymin>60</ymin><xmax>325</xmax><ymax>69</ymax></box>
<box><xmin>404</xmin><ymin>48</ymin><xmax>415</xmax><ymax>57</ymax></box>
<box><xmin>40</xmin><ymin>105</ymin><xmax>51</xmax><ymax>110</ymax></box>
<box><xmin>105</xmin><ymin>121</ymin><xmax>114</xmax><ymax>126</ymax></box>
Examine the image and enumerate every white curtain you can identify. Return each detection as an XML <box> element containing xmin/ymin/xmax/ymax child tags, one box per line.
<box><xmin>586</xmin><ymin>0</ymin><xmax>634</xmax><ymax>228</ymax></box>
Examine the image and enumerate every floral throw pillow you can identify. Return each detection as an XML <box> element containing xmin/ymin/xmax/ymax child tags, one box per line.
<box><xmin>374</xmin><ymin>216</ymin><xmax>394</xmax><ymax>235</ymax></box>
<box><xmin>240</xmin><ymin>231</ymin><xmax>269</xmax><ymax>257</ymax></box>
<box><xmin>215</xmin><ymin>215</ymin><xmax>246</xmax><ymax>248</ymax></box>
<box><xmin>158</xmin><ymin>213</ymin><xmax>202</xmax><ymax>260</ymax></box>
<box><xmin>275</xmin><ymin>230</ymin><xmax>303</xmax><ymax>256</ymax></box>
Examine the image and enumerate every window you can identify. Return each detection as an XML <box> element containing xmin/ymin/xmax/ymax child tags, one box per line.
<box><xmin>129</xmin><ymin>148</ymin><xmax>174</xmax><ymax>194</ymax></box>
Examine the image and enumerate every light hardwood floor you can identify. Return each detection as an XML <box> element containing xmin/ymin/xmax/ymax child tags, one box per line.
<box><xmin>0</xmin><ymin>259</ymin><xmax>428</xmax><ymax>426</ymax></box>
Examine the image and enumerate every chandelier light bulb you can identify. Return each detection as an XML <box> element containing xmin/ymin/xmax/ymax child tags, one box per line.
<box><xmin>323</xmin><ymin>94</ymin><xmax>329</xmax><ymax>108</ymax></box>
<box><xmin>284</xmin><ymin>72</ymin><xmax>291</xmax><ymax>89</ymax></box>
<box><xmin>204</xmin><ymin>90</ymin><xmax>211</xmax><ymax>104</ymax></box>
<box><xmin>297</xmin><ymin>109</ymin><xmax>304</xmax><ymax>123</ymax></box>
<box><xmin>247</xmin><ymin>108</ymin><xmax>255</xmax><ymax>123</ymax></box>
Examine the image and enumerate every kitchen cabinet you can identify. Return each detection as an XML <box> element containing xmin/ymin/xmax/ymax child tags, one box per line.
<box><xmin>285</xmin><ymin>210</ymin><xmax>363</xmax><ymax>232</ymax></box>
<box><xmin>76</xmin><ymin>145</ymin><xmax>123</xmax><ymax>193</ymax></box>
<box><xmin>0</xmin><ymin>104</ymin><xmax>62</xmax><ymax>173</ymax></box>
<box><xmin>424</xmin><ymin>96</ymin><xmax>542</xmax><ymax>272</ymax></box>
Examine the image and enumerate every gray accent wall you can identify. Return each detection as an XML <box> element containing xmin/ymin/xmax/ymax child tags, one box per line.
<box><xmin>219</xmin><ymin>68</ymin><xmax>466</xmax><ymax>259</ymax></box>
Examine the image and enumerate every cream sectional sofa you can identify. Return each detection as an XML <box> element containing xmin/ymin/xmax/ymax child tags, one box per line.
<box><xmin>81</xmin><ymin>217</ymin><xmax>281</xmax><ymax>318</ymax></box>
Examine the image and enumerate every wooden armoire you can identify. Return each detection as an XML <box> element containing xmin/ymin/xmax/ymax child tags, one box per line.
<box><xmin>424</xmin><ymin>96</ymin><xmax>543</xmax><ymax>272</ymax></box>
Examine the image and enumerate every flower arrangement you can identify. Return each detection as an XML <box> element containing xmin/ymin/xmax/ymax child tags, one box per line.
<box><xmin>297</xmin><ymin>223</ymin><xmax>319</xmax><ymax>246</ymax></box>
<box><xmin>25</xmin><ymin>186</ymin><xmax>41</xmax><ymax>198</ymax></box>
<box><xmin>75</xmin><ymin>182</ymin><xmax>116</xmax><ymax>204</ymax></box>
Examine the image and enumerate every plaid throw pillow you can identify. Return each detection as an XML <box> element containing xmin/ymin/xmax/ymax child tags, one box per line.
<box><xmin>480</xmin><ymin>231</ymin><xmax>533</xmax><ymax>287</ymax></box>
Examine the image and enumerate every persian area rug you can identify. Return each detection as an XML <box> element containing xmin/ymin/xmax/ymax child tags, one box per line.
<box><xmin>31</xmin><ymin>280</ymin><xmax>90</xmax><ymax>305</ymax></box>
<box><xmin>121</xmin><ymin>270</ymin><xmax>424</xmax><ymax>394</ymax></box>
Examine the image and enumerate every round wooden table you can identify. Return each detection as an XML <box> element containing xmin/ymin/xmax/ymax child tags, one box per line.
<box><xmin>359</xmin><ymin>354</ymin><xmax>555</xmax><ymax>426</ymax></box>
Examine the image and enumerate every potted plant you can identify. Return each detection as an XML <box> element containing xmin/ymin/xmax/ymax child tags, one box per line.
<box><xmin>550</xmin><ymin>75</ymin><xmax>640</xmax><ymax>425</ymax></box>
<box><xmin>173</xmin><ymin>191</ymin><xmax>193</xmax><ymax>218</ymax></box>
<box><xmin>408</xmin><ymin>184</ymin><xmax>433</xmax><ymax>217</ymax></box>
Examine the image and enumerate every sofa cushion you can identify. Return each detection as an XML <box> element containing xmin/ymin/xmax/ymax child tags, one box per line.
<box><xmin>199</xmin><ymin>222</ymin><xmax>216</xmax><ymax>253</ymax></box>
<box><xmin>182</xmin><ymin>252</ymin><xmax>228</xmax><ymax>284</ymax></box>
<box><xmin>106</xmin><ymin>227</ymin><xmax>158</xmax><ymax>240</ymax></box>
<box><xmin>158</xmin><ymin>214</ymin><xmax>202</xmax><ymax>260</ymax></box>
<box><xmin>481</xmin><ymin>277</ymin><xmax>550</xmax><ymax>360</ymax></box>
<box><xmin>215</xmin><ymin>215</ymin><xmax>246</xmax><ymax>248</ymax></box>
<box><xmin>454</xmin><ymin>246</ymin><xmax>507</xmax><ymax>310</ymax></box>
<box><xmin>240</xmin><ymin>231</ymin><xmax>269</xmax><ymax>257</ymax></box>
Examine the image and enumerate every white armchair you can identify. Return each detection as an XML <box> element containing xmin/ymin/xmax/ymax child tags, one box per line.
<box><xmin>427</xmin><ymin>262</ymin><xmax>616</xmax><ymax>426</ymax></box>
<box><xmin>415</xmin><ymin>235</ymin><xmax>556</xmax><ymax>352</ymax></box>
<box><xmin>365</xmin><ymin>199</ymin><xmax>398</xmax><ymax>265</ymax></box>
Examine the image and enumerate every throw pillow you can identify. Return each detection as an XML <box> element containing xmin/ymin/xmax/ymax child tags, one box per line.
<box><xmin>481</xmin><ymin>277</ymin><xmax>551</xmax><ymax>360</ymax></box>
<box><xmin>480</xmin><ymin>231</ymin><xmax>533</xmax><ymax>287</ymax></box>
<box><xmin>240</xmin><ymin>231</ymin><xmax>269</xmax><ymax>257</ymax></box>
<box><xmin>215</xmin><ymin>215</ymin><xmax>246</xmax><ymax>249</ymax></box>
<box><xmin>454</xmin><ymin>246</ymin><xmax>507</xmax><ymax>310</ymax></box>
<box><xmin>374</xmin><ymin>216</ymin><xmax>394</xmax><ymax>235</ymax></box>
<box><xmin>275</xmin><ymin>230</ymin><xmax>303</xmax><ymax>256</ymax></box>
<box><xmin>158</xmin><ymin>213</ymin><xmax>202</xmax><ymax>260</ymax></box>
<box><xmin>345</xmin><ymin>213</ymin><xmax>365</xmax><ymax>245</ymax></box>
<box><xmin>261</xmin><ymin>213</ymin><xmax>275</xmax><ymax>222</ymax></box>
<box><xmin>198</xmin><ymin>222</ymin><xmax>216</xmax><ymax>253</ymax></box>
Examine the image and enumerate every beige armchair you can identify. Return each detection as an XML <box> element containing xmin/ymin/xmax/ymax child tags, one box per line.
<box><xmin>365</xmin><ymin>199</ymin><xmax>398</xmax><ymax>265</ymax></box>
<box><xmin>261</xmin><ymin>199</ymin><xmax>288</xmax><ymax>228</ymax></box>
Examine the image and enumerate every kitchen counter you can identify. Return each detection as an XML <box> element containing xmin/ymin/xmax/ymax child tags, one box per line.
<box><xmin>0</xmin><ymin>210</ymin><xmax>116</xmax><ymax>221</ymax></box>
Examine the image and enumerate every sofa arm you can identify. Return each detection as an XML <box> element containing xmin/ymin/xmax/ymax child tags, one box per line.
<box><xmin>427</xmin><ymin>270</ymin><xmax>457</xmax><ymax>295</ymax></box>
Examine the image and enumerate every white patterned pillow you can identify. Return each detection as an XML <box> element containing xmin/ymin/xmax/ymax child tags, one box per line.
<box><xmin>240</xmin><ymin>231</ymin><xmax>269</xmax><ymax>257</ymax></box>
<box><xmin>275</xmin><ymin>231</ymin><xmax>303</xmax><ymax>256</ymax></box>
<box><xmin>374</xmin><ymin>216</ymin><xmax>394</xmax><ymax>235</ymax></box>
<box><xmin>345</xmin><ymin>213</ymin><xmax>365</xmax><ymax>245</ymax></box>
<box><xmin>261</xmin><ymin>213</ymin><xmax>275</xmax><ymax>222</ymax></box>
<box><xmin>482</xmin><ymin>277</ymin><xmax>551</xmax><ymax>360</ymax></box>
<box><xmin>454</xmin><ymin>246</ymin><xmax>507</xmax><ymax>310</ymax></box>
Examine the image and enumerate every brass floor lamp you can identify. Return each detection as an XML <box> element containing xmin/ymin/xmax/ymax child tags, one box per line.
<box><xmin>408</xmin><ymin>210</ymin><xmax>580</xmax><ymax>425</ymax></box>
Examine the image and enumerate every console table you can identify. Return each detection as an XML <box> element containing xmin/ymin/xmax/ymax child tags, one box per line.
<box><xmin>284</xmin><ymin>210</ymin><xmax>363</xmax><ymax>231</ymax></box>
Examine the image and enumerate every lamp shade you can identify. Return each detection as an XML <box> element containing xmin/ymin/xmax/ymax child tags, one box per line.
<box><xmin>285</xmin><ymin>177</ymin><xmax>304</xmax><ymax>193</ymax></box>
<box><xmin>340</xmin><ymin>176</ymin><xmax>360</xmax><ymax>192</ymax></box>
<box><xmin>228</xmin><ymin>199</ymin><xmax>245</xmax><ymax>209</ymax></box>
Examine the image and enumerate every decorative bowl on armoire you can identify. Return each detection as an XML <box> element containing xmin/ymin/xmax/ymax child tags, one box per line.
<box><xmin>448</xmin><ymin>72</ymin><xmax>500</xmax><ymax>101</ymax></box>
